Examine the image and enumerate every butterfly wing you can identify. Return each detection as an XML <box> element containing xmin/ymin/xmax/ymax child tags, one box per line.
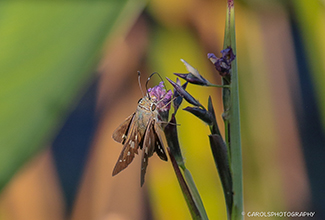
<box><xmin>154</xmin><ymin>122</ymin><xmax>168</xmax><ymax>161</ymax></box>
<box><xmin>112</xmin><ymin>113</ymin><xmax>135</xmax><ymax>144</ymax></box>
<box><xmin>112</xmin><ymin>115</ymin><xmax>144</xmax><ymax>176</ymax></box>
<box><xmin>140</xmin><ymin>119</ymin><xmax>156</xmax><ymax>186</ymax></box>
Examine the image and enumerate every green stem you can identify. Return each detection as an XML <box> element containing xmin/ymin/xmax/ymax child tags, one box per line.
<box><xmin>168</xmin><ymin>148</ymin><xmax>203</xmax><ymax>220</ymax></box>
<box><xmin>206</xmin><ymin>82</ymin><xmax>230</xmax><ymax>88</ymax></box>
<box><xmin>223</xmin><ymin>1</ymin><xmax>243</xmax><ymax>220</ymax></box>
<box><xmin>165</xmin><ymin>115</ymin><xmax>209</xmax><ymax>220</ymax></box>
<box><xmin>182</xmin><ymin>167</ymin><xmax>209</xmax><ymax>220</ymax></box>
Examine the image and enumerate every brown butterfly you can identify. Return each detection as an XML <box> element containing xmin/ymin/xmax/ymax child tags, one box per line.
<box><xmin>112</xmin><ymin>73</ymin><xmax>172</xmax><ymax>186</ymax></box>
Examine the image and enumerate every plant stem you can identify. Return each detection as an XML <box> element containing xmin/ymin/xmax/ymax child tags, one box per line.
<box><xmin>182</xmin><ymin>167</ymin><xmax>209</xmax><ymax>220</ymax></box>
<box><xmin>223</xmin><ymin>1</ymin><xmax>243</xmax><ymax>219</ymax></box>
<box><xmin>168</xmin><ymin>148</ymin><xmax>203</xmax><ymax>220</ymax></box>
<box><xmin>164</xmin><ymin>115</ymin><xmax>209</xmax><ymax>220</ymax></box>
<box><xmin>206</xmin><ymin>83</ymin><xmax>230</xmax><ymax>88</ymax></box>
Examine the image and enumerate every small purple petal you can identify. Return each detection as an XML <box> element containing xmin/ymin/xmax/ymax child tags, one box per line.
<box><xmin>207</xmin><ymin>53</ymin><xmax>217</xmax><ymax>59</ymax></box>
<box><xmin>207</xmin><ymin>53</ymin><xmax>218</xmax><ymax>64</ymax></box>
<box><xmin>221</xmin><ymin>47</ymin><xmax>235</xmax><ymax>62</ymax></box>
<box><xmin>220</xmin><ymin>48</ymin><xmax>231</xmax><ymax>57</ymax></box>
<box><xmin>208</xmin><ymin>47</ymin><xmax>236</xmax><ymax>77</ymax></box>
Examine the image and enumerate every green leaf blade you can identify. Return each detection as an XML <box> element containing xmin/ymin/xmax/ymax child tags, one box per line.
<box><xmin>0</xmin><ymin>1</ymin><xmax>144</xmax><ymax>191</ymax></box>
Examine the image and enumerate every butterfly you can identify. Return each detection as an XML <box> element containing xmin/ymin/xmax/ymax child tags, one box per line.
<box><xmin>112</xmin><ymin>73</ymin><xmax>172</xmax><ymax>186</ymax></box>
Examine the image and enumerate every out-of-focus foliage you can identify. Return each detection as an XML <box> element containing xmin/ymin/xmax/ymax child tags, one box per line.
<box><xmin>293</xmin><ymin>0</ymin><xmax>325</xmax><ymax>124</ymax></box>
<box><xmin>0</xmin><ymin>0</ymin><xmax>325</xmax><ymax>220</ymax></box>
<box><xmin>0</xmin><ymin>1</ymin><xmax>144</xmax><ymax>191</ymax></box>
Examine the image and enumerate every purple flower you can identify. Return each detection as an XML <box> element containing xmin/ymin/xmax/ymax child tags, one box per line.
<box><xmin>208</xmin><ymin>47</ymin><xmax>236</xmax><ymax>77</ymax></box>
<box><xmin>148</xmin><ymin>81</ymin><xmax>173</xmax><ymax>112</ymax></box>
<box><xmin>221</xmin><ymin>47</ymin><xmax>235</xmax><ymax>62</ymax></box>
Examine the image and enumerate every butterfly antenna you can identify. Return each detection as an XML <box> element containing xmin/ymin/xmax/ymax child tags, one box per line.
<box><xmin>146</xmin><ymin>72</ymin><xmax>168</xmax><ymax>100</ymax></box>
<box><xmin>146</xmin><ymin>72</ymin><xmax>156</xmax><ymax>100</ymax></box>
<box><xmin>137</xmin><ymin>71</ymin><xmax>145</xmax><ymax>97</ymax></box>
<box><xmin>158</xmin><ymin>96</ymin><xmax>176</xmax><ymax>108</ymax></box>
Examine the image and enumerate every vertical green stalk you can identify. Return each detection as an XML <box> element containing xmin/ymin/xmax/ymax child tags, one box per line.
<box><xmin>167</xmin><ymin>149</ymin><xmax>202</xmax><ymax>220</ymax></box>
<box><xmin>164</xmin><ymin>115</ymin><xmax>209</xmax><ymax>220</ymax></box>
<box><xmin>223</xmin><ymin>1</ymin><xmax>243</xmax><ymax>220</ymax></box>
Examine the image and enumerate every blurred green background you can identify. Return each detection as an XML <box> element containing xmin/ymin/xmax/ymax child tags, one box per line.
<box><xmin>0</xmin><ymin>0</ymin><xmax>324</xmax><ymax>220</ymax></box>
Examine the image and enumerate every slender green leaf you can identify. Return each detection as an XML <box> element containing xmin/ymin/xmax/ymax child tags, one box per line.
<box><xmin>0</xmin><ymin>1</ymin><xmax>144</xmax><ymax>191</ymax></box>
<box><xmin>167</xmin><ymin>148</ymin><xmax>202</xmax><ymax>220</ymax></box>
<box><xmin>164</xmin><ymin>115</ymin><xmax>208</xmax><ymax>220</ymax></box>
<box><xmin>183</xmin><ymin>167</ymin><xmax>209</xmax><ymax>220</ymax></box>
<box><xmin>223</xmin><ymin>1</ymin><xmax>243</xmax><ymax>219</ymax></box>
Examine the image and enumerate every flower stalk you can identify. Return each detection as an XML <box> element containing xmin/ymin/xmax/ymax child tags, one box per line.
<box><xmin>161</xmin><ymin>1</ymin><xmax>242</xmax><ymax>220</ymax></box>
<box><xmin>167</xmin><ymin>148</ymin><xmax>202</xmax><ymax>220</ymax></box>
<box><xmin>223</xmin><ymin>1</ymin><xmax>244</xmax><ymax>219</ymax></box>
<box><xmin>164</xmin><ymin>114</ymin><xmax>209</xmax><ymax>220</ymax></box>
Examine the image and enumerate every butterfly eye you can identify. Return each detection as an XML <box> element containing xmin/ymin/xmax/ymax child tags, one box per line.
<box><xmin>151</xmin><ymin>103</ymin><xmax>156</xmax><ymax>111</ymax></box>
